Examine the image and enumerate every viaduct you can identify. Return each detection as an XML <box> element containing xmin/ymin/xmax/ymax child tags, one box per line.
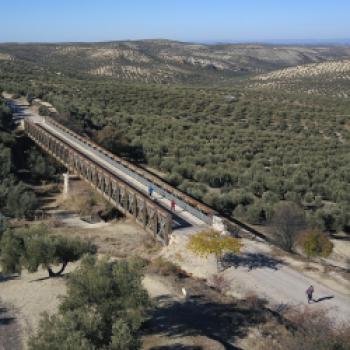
<box><xmin>9</xmin><ymin>99</ymin><xmax>235</xmax><ymax>245</ymax></box>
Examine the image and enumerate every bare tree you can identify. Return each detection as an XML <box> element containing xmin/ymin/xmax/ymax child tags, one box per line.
<box><xmin>272</xmin><ymin>202</ymin><xmax>306</xmax><ymax>252</ymax></box>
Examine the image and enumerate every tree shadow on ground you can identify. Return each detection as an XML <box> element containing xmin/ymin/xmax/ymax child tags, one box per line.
<box><xmin>0</xmin><ymin>304</ymin><xmax>22</xmax><ymax>350</ymax></box>
<box><xmin>0</xmin><ymin>307</ymin><xmax>15</xmax><ymax>326</ymax></box>
<box><xmin>30</xmin><ymin>272</ymin><xmax>69</xmax><ymax>283</ymax></box>
<box><xmin>143</xmin><ymin>295</ymin><xmax>269</xmax><ymax>350</ymax></box>
<box><xmin>222</xmin><ymin>253</ymin><xmax>285</xmax><ymax>271</ymax></box>
<box><xmin>150</xmin><ymin>346</ymin><xmax>201</xmax><ymax>350</ymax></box>
<box><xmin>0</xmin><ymin>274</ymin><xmax>19</xmax><ymax>283</ymax></box>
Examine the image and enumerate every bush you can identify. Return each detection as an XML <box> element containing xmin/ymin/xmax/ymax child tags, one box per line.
<box><xmin>5</xmin><ymin>182</ymin><xmax>38</xmax><ymax>218</ymax></box>
<box><xmin>148</xmin><ymin>256</ymin><xmax>185</xmax><ymax>277</ymax></box>
<box><xmin>298</xmin><ymin>230</ymin><xmax>333</xmax><ymax>258</ymax></box>
<box><xmin>313</xmin><ymin>206</ymin><xmax>347</xmax><ymax>232</ymax></box>
<box><xmin>245</xmin><ymin>202</ymin><xmax>265</xmax><ymax>224</ymax></box>
<box><xmin>38</xmin><ymin>105</ymin><xmax>49</xmax><ymax>116</ymax></box>
<box><xmin>0</xmin><ymin>212</ymin><xmax>7</xmax><ymax>239</ymax></box>
<box><xmin>207</xmin><ymin>273</ymin><xmax>230</xmax><ymax>294</ymax></box>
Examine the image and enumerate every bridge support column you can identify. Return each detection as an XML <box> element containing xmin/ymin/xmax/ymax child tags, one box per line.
<box><xmin>63</xmin><ymin>173</ymin><xmax>70</xmax><ymax>197</ymax></box>
<box><xmin>212</xmin><ymin>216</ymin><xmax>228</xmax><ymax>235</ymax></box>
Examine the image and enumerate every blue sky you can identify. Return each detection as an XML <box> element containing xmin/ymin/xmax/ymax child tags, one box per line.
<box><xmin>1</xmin><ymin>0</ymin><xmax>349</xmax><ymax>43</ymax></box>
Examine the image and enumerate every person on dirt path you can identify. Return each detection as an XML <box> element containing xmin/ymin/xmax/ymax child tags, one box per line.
<box><xmin>306</xmin><ymin>285</ymin><xmax>314</xmax><ymax>304</ymax></box>
<box><xmin>171</xmin><ymin>199</ymin><xmax>176</xmax><ymax>212</ymax></box>
<box><xmin>148</xmin><ymin>185</ymin><xmax>154</xmax><ymax>198</ymax></box>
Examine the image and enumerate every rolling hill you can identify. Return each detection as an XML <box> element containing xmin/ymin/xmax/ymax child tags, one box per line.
<box><xmin>1</xmin><ymin>40</ymin><xmax>350</xmax><ymax>83</ymax></box>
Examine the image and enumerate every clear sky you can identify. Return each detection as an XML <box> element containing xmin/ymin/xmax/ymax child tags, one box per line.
<box><xmin>1</xmin><ymin>0</ymin><xmax>349</xmax><ymax>43</ymax></box>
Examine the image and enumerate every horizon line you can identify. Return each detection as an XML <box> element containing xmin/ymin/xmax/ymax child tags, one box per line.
<box><xmin>0</xmin><ymin>37</ymin><xmax>350</xmax><ymax>46</ymax></box>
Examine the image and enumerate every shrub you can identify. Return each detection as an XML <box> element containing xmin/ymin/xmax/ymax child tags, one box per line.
<box><xmin>244</xmin><ymin>292</ymin><xmax>268</xmax><ymax>310</ymax></box>
<box><xmin>298</xmin><ymin>230</ymin><xmax>333</xmax><ymax>258</ymax></box>
<box><xmin>207</xmin><ymin>273</ymin><xmax>230</xmax><ymax>294</ymax></box>
<box><xmin>260</xmin><ymin>308</ymin><xmax>350</xmax><ymax>350</ymax></box>
<box><xmin>148</xmin><ymin>256</ymin><xmax>185</xmax><ymax>277</ymax></box>
<box><xmin>38</xmin><ymin>105</ymin><xmax>50</xmax><ymax>116</ymax></box>
<box><xmin>245</xmin><ymin>202</ymin><xmax>265</xmax><ymax>224</ymax></box>
<box><xmin>5</xmin><ymin>182</ymin><xmax>38</xmax><ymax>218</ymax></box>
<box><xmin>0</xmin><ymin>212</ymin><xmax>7</xmax><ymax>239</ymax></box>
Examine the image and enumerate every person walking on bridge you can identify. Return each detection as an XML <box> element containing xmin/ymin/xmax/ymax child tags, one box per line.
<box><xmin>171</xmin><ymin>199</ymin><xmax>176</xmax><ymax>212</ymax></box>
<box><xmin>148</xmin><ymin>185</ymin><xmax>154</xmax><ymax>198</ymax></box>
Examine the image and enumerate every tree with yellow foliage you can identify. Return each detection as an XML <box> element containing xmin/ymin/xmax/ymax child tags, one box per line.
<box><xmin>298</xmin><ymin>229</ymin><xmax>333</xmax><ymax>259</ymax></box>
<box><xmin>187</xmin><ymin>229</ymin><xmax>242</xmax><ymax>272</ymax></box>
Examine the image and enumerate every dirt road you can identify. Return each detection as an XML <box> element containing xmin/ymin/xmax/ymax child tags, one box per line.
<box><xmin>164</xmin><ymin>234</ymin><xmax>350</xmax><ymax>325</ymax></box>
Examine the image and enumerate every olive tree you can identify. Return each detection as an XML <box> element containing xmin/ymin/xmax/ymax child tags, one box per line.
<box><xmin>29</xmin><ymin>255</ymin><xmax>150</xmax><ymax>350</ymax></box>
<box><xmin>0</xmin><ymin>225</ymin><xmax>96</xmax><ymax>277</ymax></box>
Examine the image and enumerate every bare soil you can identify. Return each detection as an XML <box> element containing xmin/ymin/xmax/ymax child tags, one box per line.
<box><xmin>0</xmin><ymin>300</ymin><xmax>22</xmax><ymax>350</ymax></box>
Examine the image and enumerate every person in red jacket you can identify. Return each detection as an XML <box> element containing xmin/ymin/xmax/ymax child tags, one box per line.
<box><xmin>171</xmin><ymin>199</ymin><xmax>176</xmax><ymax>212</ymax></box>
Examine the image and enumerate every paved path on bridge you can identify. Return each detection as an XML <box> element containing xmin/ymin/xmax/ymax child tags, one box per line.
<box><xmin>12</xmin><ymin>101</ymin><xmax>208</xmax><ymax>233</ymax></box>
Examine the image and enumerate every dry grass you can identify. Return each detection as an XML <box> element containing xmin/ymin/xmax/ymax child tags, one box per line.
<box><xmin>207</xmin><ymin>273</ymin><xmax>231</xmax><ymax>294</ymax></box>
<box><xmin>148</xmin><ymin>256</ymin><xmax>188</xmax><ymax>277</ymax></box>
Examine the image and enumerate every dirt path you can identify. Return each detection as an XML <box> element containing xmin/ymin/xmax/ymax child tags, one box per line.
<box><xmin>0</xmin><ymin>266</ymin><xmax>75</xmax><ymax>344</ymax></box>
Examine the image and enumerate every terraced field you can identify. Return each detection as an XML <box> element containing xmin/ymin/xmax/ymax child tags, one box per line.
<box><xmin>251</xmin><ymin>59</ymin><xmax>350</xmax><ymax>98</ymax></box>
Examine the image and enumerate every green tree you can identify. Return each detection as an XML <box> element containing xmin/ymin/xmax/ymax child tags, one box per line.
<box><xmin>38</xmin><ymin>105</ymin><xmax>49</xmax><ymax>116</ymax></box>
<box><xmin>245</xmin><ymin>202</ymin><xmax>265</xmax><ymax>224</ymax></box>
<box><xmin>0</xmin><ymin>225</ymin><xmax>96</xmax><ymax>277</ymax></box>
<box><xmin>5</xmin><ymin>182</ymin><xmax>38</xmax><ymax>218</ymax></box>
<box><xmin>26</xmin><ymin>150</ymin><xmax>56</xmax><ymax>182</ymax></box>
<box><xmin>0</xmin><ymin>212</ymin><xmax>7</xmax><ymax>240</ymax></box>
<box><xmin>0</xmin><ymin>103</ymin><xmax>13</xmax><ymax>131</ymax></box>
<box><xmin>29</xmin><ymin>256</ymin><xmax>150</xmax><ymax>350</ymax></box>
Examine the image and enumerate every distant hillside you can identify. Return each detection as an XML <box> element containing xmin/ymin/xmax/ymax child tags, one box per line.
<box><xmin>1</xmin><ymin>40</ymin><xmax>350</xmax><ymax>83</ymax></box>
<box><xmin>250</xmin><ymin>59</ymin><xmax>350</xmax><ymax>98</ymax></box>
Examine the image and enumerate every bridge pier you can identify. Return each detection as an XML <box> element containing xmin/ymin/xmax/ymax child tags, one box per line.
<box><xmin>63</xmin><ymin>173</ymin><xmax>70</xmax><ymax>197</ymax></box>
<box><xmin>212</xmin><ymin>216</ymin><xmax>228</xmax><ymax>235</ymax></box>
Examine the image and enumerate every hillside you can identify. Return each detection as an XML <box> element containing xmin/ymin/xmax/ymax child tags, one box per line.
<box><xmin>1</xmin><ymin>40</ymin><xmax>350</xmax><ymax>83</ymax></box>
<box><xmin>251</xmin><ymin>59</ymin><xmax>350</xmax><ymax>98</ymax></box>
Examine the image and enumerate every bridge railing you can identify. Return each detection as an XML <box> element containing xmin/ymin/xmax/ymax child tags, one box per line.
<box><xmin>24</xmin><ymin>119</ymin><xmax>172</xmax><ymax>245</ymax></box>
